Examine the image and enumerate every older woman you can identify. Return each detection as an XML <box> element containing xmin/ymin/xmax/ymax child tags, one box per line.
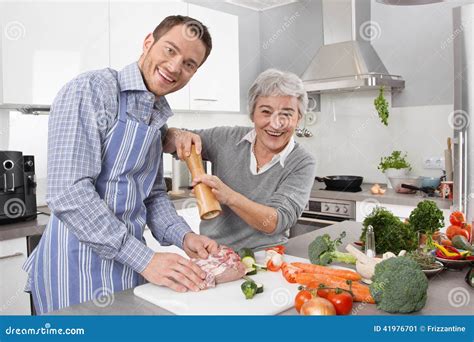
<box><xmin>165</xmin><ymin>69</ymin><xmax>316</xmax><ymax>251</ymax></box>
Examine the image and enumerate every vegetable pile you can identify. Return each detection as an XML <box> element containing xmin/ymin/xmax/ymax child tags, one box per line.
<box><xmin>361</xmin><ymin>207</ymin><xmax>418</xmax><ymax>254</ymax></box>
<box><xmin>308</xmin><ymin>232</ymin><xmax>357</xmax><ymax>266</ymax></box>
<box><xmin>370</xmin><ymin>256</ymin><xmax>428</xmax><ymax>313</ymax></box>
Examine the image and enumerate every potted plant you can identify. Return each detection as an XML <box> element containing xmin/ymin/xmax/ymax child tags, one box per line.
<box><xmin>378</xmin><ymin>150</ymin><xmax>412</xmax><ymax>188</ymax></box>
<box><xmin>407</xmin><ymin>200</ymin><xmax>445</xmax><ymax>251</ymax></box>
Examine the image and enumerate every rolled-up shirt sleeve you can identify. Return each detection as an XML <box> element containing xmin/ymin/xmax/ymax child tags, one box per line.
<box><xmin>265</xmin><ymin>157</ymin><xmax>317</xmax><ymax>235</ymax></box>
<box><xmin>46</xmin><ymin>75</ymin><xmax>154</xmax><ymax>274</ymax></box>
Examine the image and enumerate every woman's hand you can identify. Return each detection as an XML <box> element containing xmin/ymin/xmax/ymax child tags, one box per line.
<box><xmin>163</xmin><ymin>128</ymin><xmax>202</xmax><ymax>160</ymax></box>
<box><xmin>192</xmin><ymin>174</ymin><xmax>238</xmax><ymax>206</ymax></box>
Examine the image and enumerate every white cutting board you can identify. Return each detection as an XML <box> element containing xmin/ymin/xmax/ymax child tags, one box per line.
<box><xmin>134</xmin><ymin>251</ymin><xmax>308</xmax><ymax>315</ymax></box>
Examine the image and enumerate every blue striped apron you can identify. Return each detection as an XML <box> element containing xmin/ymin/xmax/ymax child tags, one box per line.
<box><xmin>24</xmin><ymin>90</ymin><xmax>162</xmax><ymax>314</ymax></box>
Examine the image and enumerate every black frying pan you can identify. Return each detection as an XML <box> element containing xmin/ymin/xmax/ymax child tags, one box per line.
<box><xmin>401</xmin><ymin>184</ymin><xmax>437</xmax><ymax>196</ymax></box>
<box><xmin>315</xmin><ymin>175</ymin><xmax>364</xmax><ymax>190</ymax></box>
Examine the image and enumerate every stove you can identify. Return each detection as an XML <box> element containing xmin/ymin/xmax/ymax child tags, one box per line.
<box><xmin>292</xmin><ymin>197</ymin><xmax>356</xmax><ymax>237</ymax></box>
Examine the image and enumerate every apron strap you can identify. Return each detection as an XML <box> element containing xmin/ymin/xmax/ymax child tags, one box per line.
<box><xmin>118</xmin><ymin>91</ymin><xmax>128</xmax><ymax>123</ymax></box>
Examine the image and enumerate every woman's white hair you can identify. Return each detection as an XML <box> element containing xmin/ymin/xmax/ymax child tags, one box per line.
<box><xmin>247</xmin><ymin>68</ymin><xmax>308</xmax><ymax>119</ymax></box>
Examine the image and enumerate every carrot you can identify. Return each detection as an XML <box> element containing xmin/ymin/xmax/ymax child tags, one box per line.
<box><xmin>295</xmin><ymin>272</ymin><xmax>375</xmax><ymax>304</ymax></box>
<box><xmin>290</xmin><ymin>262</ymin><xmax>362</xmax><ymax>281</ymax></box>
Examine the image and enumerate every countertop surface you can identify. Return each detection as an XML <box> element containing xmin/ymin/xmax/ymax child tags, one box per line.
<box><xmin>1</xmin><ymin>183</ymin><xmax>451</xmax><ymax>242</ymax></box>
<box><xmin>49</xmin><ymin>221</ymin><xmax>472</xmax><ymax>316</ymax></box>
<box><xmin>0</xmin><ymin>206</ymin><xmax>50</xmax><ymax>241</ymax></box>
<box><xmin>311</xmin><ymin>183</ymin><xmax>452</xmax><ymax>209</ymax></box>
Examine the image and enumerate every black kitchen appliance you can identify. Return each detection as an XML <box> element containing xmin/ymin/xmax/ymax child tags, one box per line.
<box><xmin>0</xmin><ymin>151</ymin><xmax>37</xmax><ymax>224</ymax></box>
<box><xmin>315</xmin><ymin>175</ymin><xmax>364</xmax><ymax>191</ymax></box>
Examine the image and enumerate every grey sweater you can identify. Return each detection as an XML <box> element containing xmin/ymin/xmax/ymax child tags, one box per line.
<box><xmin>194</xmin><ymin>126</ymin><xmax>316</xmax><ymax>251</ymax></box>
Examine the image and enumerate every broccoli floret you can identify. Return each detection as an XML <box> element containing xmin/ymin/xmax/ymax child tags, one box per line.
<box><xmin>370</xmin><ymin>256</ymin><xmax>428</xmax><ymax>313</ymax></box>
<box><xmin>308</xmin><ymin>232</ymin><xmax>356</xmax><ymax>266</ymax></box>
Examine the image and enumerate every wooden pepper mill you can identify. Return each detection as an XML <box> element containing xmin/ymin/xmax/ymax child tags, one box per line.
<box><xmin>185</xmin><ymin>145</ymin><xmax>222</xmax><ymax>220</ymax></box>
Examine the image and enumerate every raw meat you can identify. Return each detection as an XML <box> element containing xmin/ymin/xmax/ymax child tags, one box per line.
<box><xmin>192</xmin><ymin>246</ymin><xmax>246</xmax><ymax>288</ymax></box>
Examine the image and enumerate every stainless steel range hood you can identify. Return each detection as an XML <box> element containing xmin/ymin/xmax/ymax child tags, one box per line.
<box><xmin>302</xmin><ymin>0</ymin><xmax>404</xmax><ymax>94</ymax></box>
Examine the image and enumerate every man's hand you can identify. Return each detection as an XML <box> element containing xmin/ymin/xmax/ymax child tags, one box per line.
<box><xmin>183</xmin><ymin>232</ymin><xmax>219</xmax><ymax>259</ymax></box>
<box><xmin>163</xmin><ymin>127</ymin><xmax>202</xmax><ymax>160</ymax></box>
<box><xmin>192</xmin><ymin>174</ymin><xmax>239</xmax><ymax>206</ymax></box>
<box><xmin>140</xmin><ymin>252</ymin><xmax>207</xmax><ymax>292</ymax></box>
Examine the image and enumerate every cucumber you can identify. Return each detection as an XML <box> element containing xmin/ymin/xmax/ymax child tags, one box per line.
<box><xmin>452</xmin><ymin>235</ymin><xmax>474</xmax><ymax>253</ymax></box>
<box><xmin>242</xmin><ymin>256</ymin><xmax>257</xmax><ymax>269</ymax></box>
<box><xmin>239</xmin><ymin>248</ymin><xmax>255</xmax><ymax>260</ymax></box>
<box><xmin>255</xmin><ymin>282</ymin><xmax>264</xmax><ymax>294</ymax></box>
<box><xmin>245</xmin><ymin>267</ymin><xmax>257</xmax><ymax>275</ymax></box>
<box><xmin>254</xmin><ymin>263</ymin><xmax>267</xmax><ymax>271</ymax></box>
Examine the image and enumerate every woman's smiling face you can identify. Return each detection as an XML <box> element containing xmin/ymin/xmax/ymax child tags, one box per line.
<box><xmin>252</xmin><ymin>95</ymin><xmax>301</xmax><ymax>154</ymax></box>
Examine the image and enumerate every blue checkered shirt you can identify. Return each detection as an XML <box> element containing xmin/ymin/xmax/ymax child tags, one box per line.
<box><xmin>46</xmin><ymin>62</ymin><xmax>192</xmax><ymax>273</ymax></box>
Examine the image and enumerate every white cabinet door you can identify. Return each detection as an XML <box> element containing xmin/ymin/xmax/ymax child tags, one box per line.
<box><xmin>109</xmin><ymin>1</ymin><xmax>189</xmax><ymax>111</ymax></box>
<box><xmin>0</xmin><ymin>1</ymin><xmax>109</xmax><ymax>105</ymax></box>
<box><xmin>188</xmin><ymin>4</ymin><xmax>240</xmax><ymax>112</ymax></box>
<box><xmin>0</xmin><ymin>237</ymin><xmax>30</xmax><ymax>315</ymax></box>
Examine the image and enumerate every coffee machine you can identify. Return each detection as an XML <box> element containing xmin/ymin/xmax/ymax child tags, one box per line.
<box><xmin>0</xmin><ymin>151</ymin><xmax>37</xmax><ymax>224</ymax></box>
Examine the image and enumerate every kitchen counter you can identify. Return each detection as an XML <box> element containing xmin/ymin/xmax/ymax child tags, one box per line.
<box><xmin>49</xmin><ymin>220</ymin><xmax>472</xmax><ymax>316</ymax></box>
<box><xmin>0</xmin><ymin>206</ymin><xmax>50</xmax><ymax>241</ymax></box>
<box><xmin>311</xmin><ymin>183</ymin><xmax>452</xmax><ymax>209</ymax></box>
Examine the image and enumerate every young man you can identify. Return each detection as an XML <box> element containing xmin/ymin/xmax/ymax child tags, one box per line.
<box><xmin>23</xmin><ymin>16</ymin><xmax>218</xmax><ymax>314</ymax></box>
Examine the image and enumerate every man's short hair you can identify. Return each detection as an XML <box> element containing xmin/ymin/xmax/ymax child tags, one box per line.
<box><xmin>153</xmin><ymin>15</ymin><xmax>212</xmax><ymax>66</ymax></box>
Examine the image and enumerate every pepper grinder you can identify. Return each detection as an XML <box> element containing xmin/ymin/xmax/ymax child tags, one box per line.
<box><xmin>185</xmin><ymin>145</ymin><xmax>222</xmax><ymax>220</ymax></box>
<box><xmin>365</xmin><ymin>225</ymin><xmax>376</xmax><ymax>258</ymax></box>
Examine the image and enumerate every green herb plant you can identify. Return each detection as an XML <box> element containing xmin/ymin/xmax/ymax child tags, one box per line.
<box><xmin>407</xmin><ymin>200</ymin><xmax>444</xmax><ymax>251</ymax></box>
<box><xmin>361</xmin><ymin>207</ymin><xmax>418</xmax><ymax>255</ymax></box>
<box><xmin>377</xmin><ymin>150</ymin><xmax>412</xmax><ymax>173</ymax></box>
<box><xmin>374</xmin><ymin>86</ymin><xmax>389</xmax><ymax>126</ymax></box>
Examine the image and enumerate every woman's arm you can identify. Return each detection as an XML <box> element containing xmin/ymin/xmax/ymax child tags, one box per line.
<box><xmin>192</xmin><ymin>174</ymin><xmax>278</xmax><ymax>234</ymax></box>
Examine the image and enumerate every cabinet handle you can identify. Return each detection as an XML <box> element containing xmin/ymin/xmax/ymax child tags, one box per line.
<box><xmin>193</xmin><ymin>98</ymin><xmax>218</xmax><ymax>102</ymax></box>
<box><xmin>0</xmin><ymin>252</ymin><xmax>24</xmax><ymax>260</ymax></box>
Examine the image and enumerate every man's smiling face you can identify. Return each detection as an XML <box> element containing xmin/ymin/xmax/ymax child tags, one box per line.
<box><xmin>138</xmin><ymin>24</ymin><xmax>207</xmax><ymax>96</ymax></box>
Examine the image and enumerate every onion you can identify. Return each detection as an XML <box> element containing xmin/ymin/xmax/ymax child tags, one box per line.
<box><xmin>300</xmin><ymin>297</ymin><xmax>336</xmax><ymax>316</ymax></box>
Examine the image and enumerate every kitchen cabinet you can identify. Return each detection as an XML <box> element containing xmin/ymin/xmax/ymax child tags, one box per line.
<box><xmin>110</xmin><ymin>3</ymin><xmax>240</xmax><ymax>112</ymax></box>
<box><xmin>0</xmin><ymin>237</ymin><xmax>30</xmax><ymax>315</ymax></box>
<box><xmin>109</xmin><ymin>1</ymin><xmax>189</xmax><ymax>111</ymax></box>
<box><xmin>0</xmin><ymin>1</ymin><xmax>109</xmax><ymax>105</ymax></box>
<box><xmin>187</xmin><ymin>4</ymin><xmax>240</xmax><ymax>112</ymax></box>
<box><xmin>356</xmin><ymin>201</ymin><xmax>451</xmax><ymax>229</ymax></box>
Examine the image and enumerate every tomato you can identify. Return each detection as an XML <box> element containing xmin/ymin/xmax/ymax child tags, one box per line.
<box><xmin>441</xmin><ymin>239</ymin><xmax>453</xmax><ymax>247</ymax></box>
<box><xmin>294</xmin><ymin>290</ymin><xmax>313</xmax><ymax>313</ymax></box>
<box><xmin>450</xmin><ymin>211</ymin><xmax>466</xmax><ymax>226</ymax></box>
<box><xmin>317</xmin><ymin>289</ymin><xmax>353</xmax><ymax>315</ymax></box>
<box><xmin>446</xmin><ymin>225</ymin><xmax>464</xmax><ymax>240</ymax></box>
<box><xmin>266</xmin><ymin>259</ymin><xmax>281</xmax><ymax>272</ymax></box>
<box><xmin>266</xmin><ymin>245</ymin><xmax>285</xmax><ymax>255</ymax></box>
<box><xmin>454</xmin><ymin>229</ymin><xmax>471</xmax><ymax>241</ymax></box>
<box><xmin>316</xmin><ymin>288</ymin><xmax>332</xmax><ymax>299</ymax></box>
<box><xmin>281</xmin><ymin>262</ymin><xmax>301</xmax><ymax>283</ymax></box>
